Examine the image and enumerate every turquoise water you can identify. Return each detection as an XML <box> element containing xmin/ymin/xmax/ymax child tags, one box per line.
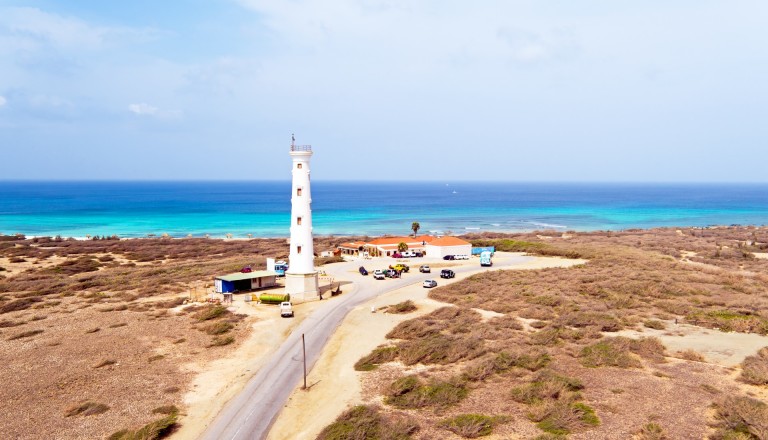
<box><xmin>1</xmin><ymin>181</ymin><xmax>767</xmax><ymax>238</ymax></box>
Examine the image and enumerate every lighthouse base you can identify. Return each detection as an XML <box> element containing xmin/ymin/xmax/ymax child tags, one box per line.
<box><xmin>285</xmin><ymin>272</ymin><xmax>320</xmax><ymax>302</ymax></box>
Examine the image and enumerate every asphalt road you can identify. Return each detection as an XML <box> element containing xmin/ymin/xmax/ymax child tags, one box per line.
<box><xmin>199</xmin><ymin>254</ymin><xmax>531</xmax><ymax>440</ymax></box>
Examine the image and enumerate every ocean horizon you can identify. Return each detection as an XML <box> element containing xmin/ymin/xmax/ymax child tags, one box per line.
<box><xmin>1</xmin><ymin>180</ymin><xmax>768</xmax><ymax>239</ymax></box>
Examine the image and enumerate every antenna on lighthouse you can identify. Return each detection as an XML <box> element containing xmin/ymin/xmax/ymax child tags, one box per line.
<box><xmin>291</xmin><ymin>133</ymin><xmax>295</xmax><ymax>149</ymax></box>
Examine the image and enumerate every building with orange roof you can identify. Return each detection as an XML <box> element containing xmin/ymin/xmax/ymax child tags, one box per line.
<box><xmin>335</xmin><ymin>234</ymin><xmax>470</xmax><ymax>258</ymax></box>
<box><xmin>425</xmin><ymin>236</ymin><xmax>472</xmax><ymax>258</ymax></box>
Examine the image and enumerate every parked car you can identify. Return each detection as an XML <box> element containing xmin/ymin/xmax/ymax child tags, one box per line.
<box><xmin>373</xmin><ymin>269</ymin><xmax>385</xmax><ymax>280</ymax></box>
<box><xmin>443</xmin><ymin>255</ymin><xmax>455</xmax><ymax>260</ymax></box>
<box><xmin>419</xmin><ymin>265</ymin><xmax>431</xmax><ymax>273</ymax></box>
<box><xmin>240</xmin><ymin>266</ymin><xmax>253</xmax><ymax>273</ymax></box>
<box><xmin>385</xmin><ymin>269</ymin><xmax>400</xmax><ymax>278</ymax></box>
<box><xmin>414</xmin><ymin>251</ymin><xmax>424</xmax><ymax>257</ymax></box>
<box><xmin>440</xmin><ymin>269</ymin><xmax>455</xmax><ymax>279</ymax></box>
<box><xmin>401</xmin><ymin>250</ymin><xmax>416</xmax><ymax>257</ymax></box>
<box><xmin>392</xmin><ymin>252</ymin><xmax>403</xmax><ymax>258</ymax></box>
<box><xmin>280</xmin><ymin>301</ymin><xmax>294</xmax><ymax>318</ymax></box>
<box><xmin>423</xmin><ymin>279</ymin><xmax>437</xmax><ymax>288</ymax></box>
<box><xmin>454</xmin><ymin>254</ymin><xmax>470</xmax><ymax>260</ymax></box>
<box><xmin>390</xmin><ymin>263</ymin><xmax>409</xmax><ymax>273</ymax></box>
<box><xmin>359</xmin><ymin>266</ymin><xmax>368</xmax><ymax>275</ymax></box>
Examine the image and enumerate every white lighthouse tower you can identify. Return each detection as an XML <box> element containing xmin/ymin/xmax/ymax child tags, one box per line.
<box><xmin>285</xmin><ymin>135</ymin><xmax>320</xmax><ymax>300</ymax></box>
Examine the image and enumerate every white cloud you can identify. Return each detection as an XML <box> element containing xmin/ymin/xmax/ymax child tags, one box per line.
<box><xmin>128</xmin><ymin>103</ymin><xmax>182</xmax><ymax>119</ymax></box>
<box><xmin>0</xmin><ymin>96</ymin><xmax>6</xmax><ymax>107</ymax></box>
<box><xmin>0</xmin><ymin>6</ymin><xmax>161</xmax><ymax>53</ymax></box>
<box><xmin>128</xmin><ymin>103</ymin><xmax>159</xmax><ymax>115</ymax></box>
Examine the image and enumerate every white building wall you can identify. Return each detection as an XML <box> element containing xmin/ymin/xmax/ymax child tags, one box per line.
<box><xmin>426</xmin><ymin>244</ymin><xmax>472</xmax><ymax>258</ymax></box>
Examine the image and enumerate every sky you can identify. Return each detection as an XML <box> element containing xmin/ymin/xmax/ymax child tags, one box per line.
<box><xmin>0</xmin><ymin>1</ymin><xmax>767</xmax><ymax>182</ymax></box>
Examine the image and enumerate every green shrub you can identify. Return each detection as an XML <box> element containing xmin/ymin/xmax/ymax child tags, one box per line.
<box><xmin>438</xmin><ymin>414</ymin><xmax>508</xmax><ymax>438</ymax></box>
<box><xmin>193</xmin><ymin>305</ymin><xmax>228</xmax><ymax>321</ymax></box>
<box><xmin>317</xmin><ymin>405</ymin><xmax>419</xmax><ymax>440</ymax></box>
<box><xmin>386</xmin><ymin>375</ymin><xmax>468</xmax><ymax>409</ymax></box>
<box><xmin>637</xmin><ymin>422</ymin><xmax>668</xmax><ymax>440</ymax></box>
<box><xmin>355</xmin><ymin>346</ymin><xmax>399</xmax><ymax>371</ymax></box>
<box><xmin>108</xmin><ymin>410</ymin><xmax>178</xmax><ymax>440</ymax></box>
<box><xmin>531</xmin><ymin>401</ymin><xmax>599</xmax><ymax>435</ymax></box>
<box><xmin>579</xmin><ymin>338</ymin><xmax>642</xmax><ymax>368</ymax></box>
<box><xmin>511</xmin><ymin>371</ymin><xmax>583</xmax><ymax>405</ymax></box>
<box><xmin>396</xmin><ymin>334</ymin><xmax>485</xmax><ymax>366</ymax></box>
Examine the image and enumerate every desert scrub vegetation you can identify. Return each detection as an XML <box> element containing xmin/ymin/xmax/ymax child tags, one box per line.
<box><xmin>387</xmin><ymin>300</ymin><xmax>417</xmax><ymax>314</ymax></box>
<box><xmin>686</xmin><ymin>309</ymin><xmax>768</xmax><ymax>335</ymax></box>
<box><xmin>739</xmin><ymin>347</ymin><xmax>768</xmax><ymax>386</ymax></box>
<box><xmin>385</xmin><ymin>375</ymin><xmax>469</xmax><ymax>409</ymax></box>
<box><xmin>636</xmin><ymin>422</ymin><xmax>669</xmax><ymax>440</ymax></box>
<box><xmin>509</xmin><ymin>370</ymin><xmax>599</xmax><ymax>436</ymax></box>
<box><xmin>317</xmin><ymin>405</ymin><xmax>419</xmax><ymax>440</ymax></box>
<box><xmin>65</xmin><ymin>401</ymin><xmax>110</xmax><ymax>417</ymax></box>
<box><xmin>710</xmin><ymin>395</ymin><xmax>768</xmax><ymax>439</ymax></box>
<box><xmin>355</xmin><ymin>346</ymin><xmax>399</xmax><ymax>371</ymax></box>
<box><xmin>438</xmin><ymin>414</ymin><xmax>509</xmax><ymax>438</ymax></box>
<box><xmin>7</xmin><ymin>328</ymin><xmax>43</xmax><ymax>340</ymax></box>
<box><xmin>579</xmin><ymin>337</ymin><xmax>666</xmax><ymax>368</ymax></box>
<box><xmin>108</xmin><ymin>407</ymin><xmax>179</xmax><ymax>440</ymax></box>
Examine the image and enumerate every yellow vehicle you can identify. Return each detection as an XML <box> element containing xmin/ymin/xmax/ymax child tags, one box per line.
<box><xmin>390</xmin><ymin>263</ymin><xmax>410</xmax><ymax>273</ymax></box>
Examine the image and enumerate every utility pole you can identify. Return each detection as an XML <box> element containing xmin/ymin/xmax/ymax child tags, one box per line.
<box><xmin>301</xmin><ymin>333</ymin><xmax>307</xmax><ymax>390</ymax></box>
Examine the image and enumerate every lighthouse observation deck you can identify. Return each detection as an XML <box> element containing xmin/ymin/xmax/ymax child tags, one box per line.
<box><xmin>290</xmin><ymin>144</ymin><xmax>312</xmax><ymax>152</ymax></box>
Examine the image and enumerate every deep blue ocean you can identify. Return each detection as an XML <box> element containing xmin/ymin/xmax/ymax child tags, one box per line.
<box><xmin>1</xmin><ymin>181</ymin><xmax>767</xmax><ymax>238</ymax></box>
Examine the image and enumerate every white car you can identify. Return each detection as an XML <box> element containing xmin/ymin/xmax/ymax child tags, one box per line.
<box><xmin>423</xmin><ymin>279</ymin><xmax>437</xmax><ymax>288</ymax></box>
<box><xmin>373</xmin><ymin>269</ymin><xmax>385</xmax><ymax>280</ymax></box>
<box><xmin>280</xmin><ymin>301</ymin><xmax>294</xmax><ymax>317</ymax></box>
<box><xmin>454</xmin><ymin>254</ymin><xmax>470</xmax><ymax>260</ymax></box>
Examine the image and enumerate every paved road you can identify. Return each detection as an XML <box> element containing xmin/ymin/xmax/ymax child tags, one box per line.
<box><xmin>199</xmin><ymin>254</ymin><xmax>531</xmax><ymax>440</ymax></box>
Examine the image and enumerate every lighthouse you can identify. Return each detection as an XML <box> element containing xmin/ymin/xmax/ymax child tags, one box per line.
<box><xmin>285</xmin><ymin>135</ymin><xmax>320</xmax><ymax>300</ymax></box>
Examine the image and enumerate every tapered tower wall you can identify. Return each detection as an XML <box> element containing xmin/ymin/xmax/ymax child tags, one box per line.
<box><xmin>285</xmin><ymin>141</ymin><xmax>319</xmax><ymax>300</ymax></box>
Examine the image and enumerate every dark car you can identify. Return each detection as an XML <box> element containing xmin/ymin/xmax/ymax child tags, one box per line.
<box><xmin>385</xmin><ymin>269</ymin><xmax>400</xmax><ymax>278</ymax></box>
<box><xmin>443</xmin><ymin>255</ymin><xmax>455</xmax><ymax>260</ymax></box>
<box><xmin>440</xmin><ymin>269</ymin><xmax>455</xmax><ymax>279</ymax></box>
<box><xmin>359</xmin><ymin>266</ymin><xmax>368</xmax><ymax>275</ymax></box>
<box><xmin>414</xmin><ymin>251</ymin><xmax>424</xmax><ymax>257</ymax></box>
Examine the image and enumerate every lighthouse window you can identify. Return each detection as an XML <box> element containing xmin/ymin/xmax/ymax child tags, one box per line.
<box><xmin>297</xmin><ymin>163</ymin><xmax>302</xmax><ymax>169</ymax></box>
<box><xmin>297</xmin><ymin>245</ymin><xmax>302</xmax><ymax>254</ymax></box>
<box><xmin>297</xmin><ymin>216</ymin><xmax>302</xmax><ymax>225</ymax></box>
<box><xmin>297</xmin><ymin>188</ymin><xmax>302</xmax><ymax>196</ymax></box>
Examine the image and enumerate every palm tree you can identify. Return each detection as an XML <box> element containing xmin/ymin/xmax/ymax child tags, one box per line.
<box><xmin>411</xmin><ymin>222</ymin><xmax>420</xmax><ymax>237</ymax></box>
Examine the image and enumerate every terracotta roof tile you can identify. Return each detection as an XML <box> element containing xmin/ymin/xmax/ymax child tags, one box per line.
<box><xmin>428</xmin><ymin>236</ymin><xmax>471</xmax><ymax>247</ymax></box>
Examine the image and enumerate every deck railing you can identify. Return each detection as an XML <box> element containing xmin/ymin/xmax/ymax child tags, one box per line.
<box><xmin>290</xmin><ymin>145</ymin><xmax>312</xmax><ymax>152</ymax></box>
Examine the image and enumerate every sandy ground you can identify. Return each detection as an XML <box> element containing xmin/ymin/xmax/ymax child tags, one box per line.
<box><xmin>754</xmin><ymin>252</ymin><xmax>768</xmax><ymax>259</ymax></box>
<box><xmin>172</xmin><ymin>292</ymin><xmax>328</xmax><ymax>439</ymax></box>
<box><xmin>614</xmin><ymin>324</ymin><xmax>768</xmax><ymax>367</ymax></box>
<box><xmin>267</xmin><ymin>255</ymin><xmax>585</xmax><ymax>440</ymax></box>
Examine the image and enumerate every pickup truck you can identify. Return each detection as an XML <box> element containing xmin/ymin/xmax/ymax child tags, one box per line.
<box><xmin>373</xmin><ymin>269</ymin><xmax>385</xmax><ymax>280</ymax></box>
<box><xmin>280</xmin><ymin>301</ymin><xmax>294</xmax><ymax>318</ymax></box>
